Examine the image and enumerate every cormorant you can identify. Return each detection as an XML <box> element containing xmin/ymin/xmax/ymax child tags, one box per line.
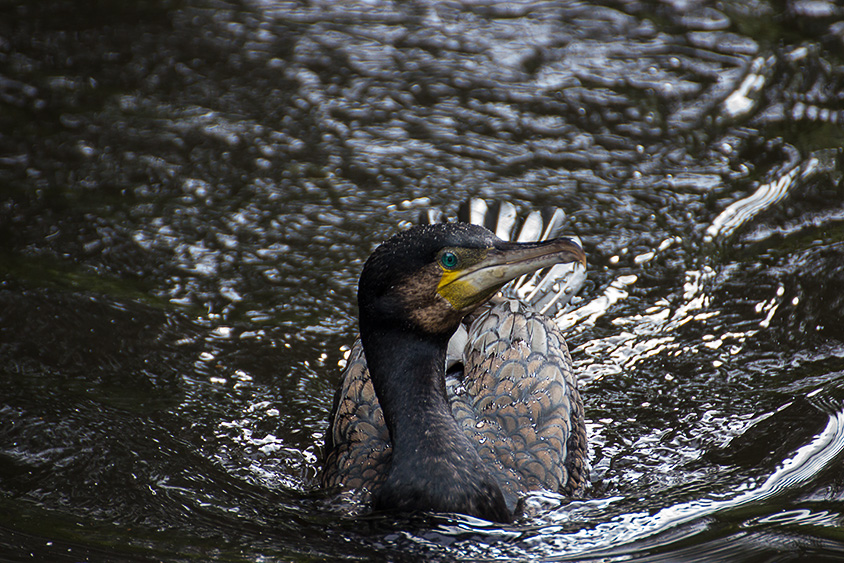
<box><xmin>321</xmin><ymin>203</ymin><xmax>587</xmax><ymax>523</ymax></box>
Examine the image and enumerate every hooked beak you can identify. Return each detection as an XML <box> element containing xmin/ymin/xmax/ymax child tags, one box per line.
<box><xmin>437</xmin><ymin>237</ymin><xmax>586</xmax><ymax>312</ymax></box>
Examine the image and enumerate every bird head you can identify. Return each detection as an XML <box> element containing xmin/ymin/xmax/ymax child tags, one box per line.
<box><xmin>357</xmin><ymin>222</ymin><xmax>586</xmax><ymax>338</ymax></box>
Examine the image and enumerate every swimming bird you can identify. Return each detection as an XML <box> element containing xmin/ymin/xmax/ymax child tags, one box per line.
<box><xmin>321</xmin><ymin>203</ymin><xmax>587</xmax><ymax>523</ymax></box>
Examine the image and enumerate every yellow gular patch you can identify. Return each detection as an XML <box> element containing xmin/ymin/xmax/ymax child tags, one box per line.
<box><xmin>437</xmin><ymin>269</ymin><xmax>501</xmax><ymax>312</ymax></box>
<box><xmin>437</xmin><ymin>269</ymin><xmax>471</xmax><ymax>310</ymax></box>
<box><xmin>435</xmin><ymin>248</ymin><xmax>494</xmax><ymax>311</ymax></box>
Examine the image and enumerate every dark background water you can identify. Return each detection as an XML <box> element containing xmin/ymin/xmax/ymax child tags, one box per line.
<box><xmin>2</xmin><ymin>0</ymin><xmax>844</xmax><ymax>561</ymax></box>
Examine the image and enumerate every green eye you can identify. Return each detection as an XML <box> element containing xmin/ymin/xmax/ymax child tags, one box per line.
<box><xmin>440</xmin><ymin>251</ymin><xmax>459</xmax><ymax>270</ymax></box>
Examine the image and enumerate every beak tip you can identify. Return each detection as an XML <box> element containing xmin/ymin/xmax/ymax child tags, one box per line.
<box><xmin>561</xmin><ymin>237</ymin><xmax>587</xmax><ymax>268</ymax></box>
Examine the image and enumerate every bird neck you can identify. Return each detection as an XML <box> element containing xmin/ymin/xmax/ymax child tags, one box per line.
<box><xmin>359</xmin><ymin>321</ymin><xmax>512</xmax><ymax>522</ymax></box>
<box><xmin>360</xmin><ymin>324</ymin><xmax>452</xmax><ymax>443</ymax></box>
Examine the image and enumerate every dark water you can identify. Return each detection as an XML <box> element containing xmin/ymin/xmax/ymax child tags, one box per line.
<box><xmin>2</xmin><ymin>0</ymin><xmax>844</xmax><ymax>560</ymax></box>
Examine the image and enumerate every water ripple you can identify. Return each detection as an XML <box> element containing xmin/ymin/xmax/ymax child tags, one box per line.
<box><xmin>705</xmin><ymin>155</ymin><xmax>819</xmax><ymax>244</ymax></box>
<box><xmin>517</xmin><ymin>397</ymin><xmax>844</xmax><ymax>559</ymax></box>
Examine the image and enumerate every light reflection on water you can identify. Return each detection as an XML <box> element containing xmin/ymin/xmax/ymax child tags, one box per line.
<box><xmin>414</xmin><ymin>396</ymin><xmax>844</xmax><ymax>560</ymax></box>
<box><xmin>2</xmin><ymin>0</ymin><xmax>844</xmax><ymax>560</ymax></box>
<box><xmin>546</xmin><ymin>401</ymin><xmax>844</xmax><ymax>557</ymax></box>
<box><xmin>705</xmin><ymin>155</ymin><xmax>822</xmax><ymax>244</ymax></box>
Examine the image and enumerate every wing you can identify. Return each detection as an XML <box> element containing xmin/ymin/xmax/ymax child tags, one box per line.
<box><xmin>320</xmin><ymin>339</ymin><xmax>390</xmax><ymax>497</ymax></box>
<box><xmin>448</xmin><ymin>298</ymin><xmax>588</xmax><ymax>506</ymax></box>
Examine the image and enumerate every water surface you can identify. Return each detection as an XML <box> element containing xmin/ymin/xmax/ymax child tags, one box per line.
<box><xmin>2</xmin><ymin>0</ymin><xmax>844</xmax><ymax>560</ymax></box>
